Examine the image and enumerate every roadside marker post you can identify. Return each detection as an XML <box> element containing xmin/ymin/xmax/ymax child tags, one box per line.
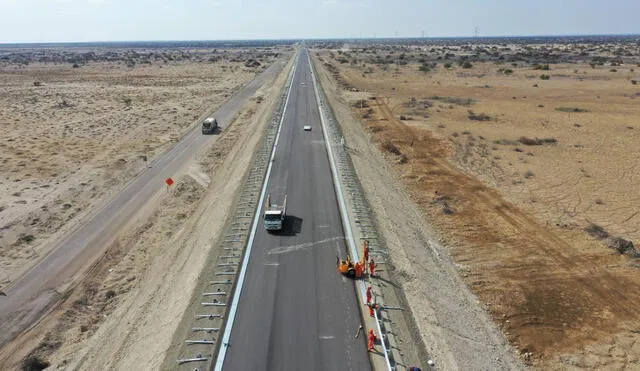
<box><xmin>165</xmin><ymin>177</ymin><xmax>174</xmax><ymax>192</ymax></box>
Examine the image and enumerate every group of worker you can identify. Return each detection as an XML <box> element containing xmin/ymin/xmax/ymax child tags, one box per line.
<box><xmin>336</xmin><ymin>241</ymin><xmax>377</xmax><ymax>279</ymax></box>
<box><xmin>363</xmin><ymin>240</ymin><xmax>379</xmax><ymax>352</ymax></box>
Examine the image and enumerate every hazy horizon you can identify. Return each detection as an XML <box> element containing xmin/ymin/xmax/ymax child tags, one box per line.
<box><xmin>1</xmin><ymin>33</ymin><xmax>640</xmax><ymax>46</ymax></box>
<box><xmin>1</xmin><ymin>0</ymin><xmax>638</xmax><ymax>44</ymax></box>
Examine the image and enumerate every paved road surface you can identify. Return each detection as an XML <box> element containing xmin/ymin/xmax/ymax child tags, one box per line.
<box><xmin>221</xmin><ymin>49</ymin><xmax>370</xmax><ymax>370</ymax></box>
<box><xmin>0</xmin><ymin>58</ymin><xmax>287</xmax><ymax>347</ymax></box>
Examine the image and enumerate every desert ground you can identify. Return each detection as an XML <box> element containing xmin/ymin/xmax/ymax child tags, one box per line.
<box><xmin>313</xmin><ymin>38</ymin><xmax>640</xmax><ymax>369</ymax></box>
<box><xmin>0</xmin><ymin>45</ymin><xmax>291</xmax><ymax>369</ymax></box>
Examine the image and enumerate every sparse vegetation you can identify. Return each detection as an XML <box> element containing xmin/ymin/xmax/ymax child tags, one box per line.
<box><xmin>429</xmin><ymin>96</ymin><xmax>475</xmax><ymax>106</ymax></box>
<box><xmin>467</xmin><ymin>110</ymin><xmax>493</xmax><ymax>121</ymax></box>
<box><xmin>518</xmin><ymin>137</ymin><xmax>558</xmax><ymax>145</ymax></box>
<box><xmin>21</xmin><ymin>355</ymin><xmax>50</xmax><ymax>371</ymax></box>
<box><xmin>586</xmin><ymin>223</ymin><xmax>609</xmax><ymax>239</ymax></box>
<box><xmin>381</xmin><ymin>140</ymin><xmax>402</xmax><ymax>156</ymax></box>
<box><xmin>539</xmin><ymin>74</ymin><xmax>551</xmax><ymax>80</ymax></box>
<box><xmin>555</xmin><ymin>107</ymin><xmax>588</xmax><ymax>113</ymax></box>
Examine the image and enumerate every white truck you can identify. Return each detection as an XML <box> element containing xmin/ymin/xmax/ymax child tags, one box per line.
<box><xmin>264</xmin><ymin>194</ymin><xmax>287</xmax><ymax>231</ymax></box>
<box><xmin>201</xmin><ymin>117</ymin><xmax>218</xmax><ymax>134</ymax></box>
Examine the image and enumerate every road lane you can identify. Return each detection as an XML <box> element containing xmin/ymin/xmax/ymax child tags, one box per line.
<box><xmin>0</xmin><ymin>57</ymin><xmax>287</xmax><ymax>347</ymax></box>
<box><xmin>221</xmin><ymin>49</ymin><xmax>370</xmax><ymax>370</ymax></box>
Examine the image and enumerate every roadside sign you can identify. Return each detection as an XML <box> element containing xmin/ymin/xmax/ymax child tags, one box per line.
<box><xmin>165</xmin><ymin>177</ymin><xmax>174</xmax><ymax>186</ymax></box>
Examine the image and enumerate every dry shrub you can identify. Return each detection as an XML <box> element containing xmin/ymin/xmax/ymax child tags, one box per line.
<box><xmin>381</xmin><ymin>140</ymin><xmax>402</xmax><ymax>156</ymax></box>
<box><xmin>585</xmin><ymin>223</ymin><xmax>609</xmax><ymax>239</ymax></box>
<box><xmin>21</xmin><ymin>355</ymin><xmax>50</xmax><ymax>371</ymax></box>
<box><xmin>518</xmin><ymin>137</ymin><xmax>558</xmax><ymax>145</ymax></box>
<box><xmin>556</xmin><ymin>107</ymin><xmax>588</xmax><ymax>113</ymax></box>
<box><xmin>467</xmin><ymin>110</ymin><xmax>493</xmax><ymax>121</ymax></box>
<box><xmin>608</xmin><ymin>237</ymin><xmax>637</xmax><ymax>256</ymax></box>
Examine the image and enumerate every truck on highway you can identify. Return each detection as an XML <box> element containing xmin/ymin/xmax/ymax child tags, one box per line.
<box><xmin>264</xmin><ymin>194</ymin><xmax>287</xmax><ymax>231</ymax></box>
<box><xmin>201</xmin><ymin>117</ymin><xmax>219</xmax><ymax>134</ymax></box>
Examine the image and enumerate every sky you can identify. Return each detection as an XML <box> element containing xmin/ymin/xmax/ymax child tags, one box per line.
<box><xmin>0</xmin><ymin>0</ymin><xmax>638</xmax><ymax>43</ymax></box>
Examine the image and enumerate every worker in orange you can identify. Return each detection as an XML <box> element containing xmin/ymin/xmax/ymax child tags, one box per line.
<box><xmin>368</xmin><ymin>329</ymin><xmax>377</xmax><ymax>351</ymax></box>
<box><xmin>355</xmin><ymin>261</ymin><xmax>363</xmax><ymax>278</ymax></box>
<box><xmin>368</xmin><ymin>303</ymin><xmax>375</xmax><ymax>317</ymax></box>
<box><xmin>366</xmin><ymin>286</ymin><xmax>372</xmax><ymax>304</ymax></box>
<box><xmin>363</xmin><ymin>241</ymin><xmax>369</xmax><ymax>263</ymax></box>
<box><xmin>369</xmin><ymin>258</ymin><xmax>376</xmax><ymax>277</ymax></box>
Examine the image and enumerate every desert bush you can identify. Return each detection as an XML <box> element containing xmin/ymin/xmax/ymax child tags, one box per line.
<box><xmin>518</xmin><ymin>137</ymin><xmax>558</xmax><ymax>145</ymax></box>
<box><xmin>467</xmin><ymin>110</ymin><xmax>492</xmax><ymax>121</ymax></box>
<box><xmin>381</xmin><ymin>141</ymin><xmax>402</xmax><ymax>156</ymax></box>
<box><xmin>556</xmin><ymin>107</ymin><xmax>588</xmax><ymax>113</ymax></box>
<box><xmin>105</xmin><ymin>290</ymin><xmax>116</xmax><ymax>299</ymax></box>
<box><xmin>494</xmin><ymin>139</ymin><xmax>518</xmax><ymax>145</ymax></box>
<box><xmin>539</xmin><ymin>74</ymin><xmax>551</xmax><ymax>80</ymax></box>
<box><xmin>33</xmin><ymin>81</ymin><xmax>42</xmax><ymax>86</ymax></box>
<box><xmin>585</xmin><ymin>223</ymin><xmax>609</xmax><ymax>239</ymax></box>
<box><xmin>73</xmin><ymin>296</ymin><xmax>89</xmax><ymax>307</ymax></box>
<box><xmin>461</xmin><ymin>61</ymin><xmax>473</xmax><ymax>69</ymax></box>
<box><xmin>524</xmin><ymin>170</ymin><xmax>535</xmax><ymax>179</ymax></box>
<box><xmin>610</xmin><ymin>68</ymin><xmax>617</xmax><ymax>72</ymax></box>
<box><xmin>444</xmin><ymin>62</ymin><xmax>452</xmax><ymax>69</ymax></box>
<box><xmin>352</xmin><ymin>99</ymin><xmax>369</xmax><ymax>108</ymax></box>
<box><xmin>632</xmin><ymin>80</ymin><xmax>637</xmax><ymax>85</ymax></box>
<box><xmin>429</xmin><ymin>96</ymin><xmax>475</xmax><ymax>106</ymax></box>
<box><xmin>608</xmin><ymin>237</ymin><xmax>637</xmax><ymax>256</ymax></box>
<box><xmin>533</xmin><ymin>63</ymin><xmax>550</xmax><ymax>70</ymax></box>
<box><xmin>21</xmin><ymin>355</ymin><xmax>50</xmax><ymax>371</ymax></box>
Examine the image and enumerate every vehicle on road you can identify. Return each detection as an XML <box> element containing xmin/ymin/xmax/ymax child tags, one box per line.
<box><xmin>303</xmin><ymin>125</ymin><xmax>312</xmax><ymax>131</ymax></box>
<box><xmin>264</xmin><ymin>194</ymin><xmax>287</xmax><ymax>231</ymax></box>
<box><xmin>202</xmin><ymin>117</ymin><xmax>219</xmax><ymax>134</ymax></box>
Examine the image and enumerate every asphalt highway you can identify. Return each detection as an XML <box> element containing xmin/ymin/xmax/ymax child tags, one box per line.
<box><xmin>221</xmin><ymin>49</ymin><xmax>370</xmax><ymax>370</ymax></box>
<box><xmin>0</xmin><ymin>58</ymin><xmax>286</xmax><ymax>347</ymax></box>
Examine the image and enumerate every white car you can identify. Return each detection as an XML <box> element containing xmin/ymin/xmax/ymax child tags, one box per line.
<box><xmin>303</xmin><ymin>125</ymin><xmax>312</xmax><ymax>131</ymax></box>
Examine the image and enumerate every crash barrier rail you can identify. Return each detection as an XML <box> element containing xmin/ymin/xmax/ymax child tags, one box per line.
<box><xmin>175</xmin><ymin>52</ymin><xmax>299</xmax><ymax>370</ymax></box>
<box><xmin>307</xmin><ymin>51</ymin><xmax>396</xmax><ymax>370</ymax></box>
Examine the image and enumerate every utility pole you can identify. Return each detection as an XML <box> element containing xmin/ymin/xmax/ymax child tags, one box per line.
<box><xmin>474</xmin><ymin>26</ymin><xmax>479</xmax><ymax>38</ymax></box>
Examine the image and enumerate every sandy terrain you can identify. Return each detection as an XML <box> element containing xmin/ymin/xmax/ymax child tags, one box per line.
<box><xmin>0</xmin><ymin>46</ymin><xmax>290</xmax><ymax>369</ymax></box>
<box><xmin>314</xmin><ymin>40</ymin><xmax>640</xmax><ymax>369</ymax></box>
<box><xmin>0</xmin><ymin>47</ymin><xmax>277</xmax><ymax>287</ymax></box>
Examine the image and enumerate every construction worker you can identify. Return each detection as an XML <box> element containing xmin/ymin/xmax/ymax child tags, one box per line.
<box><xmin>368</xmin><ymin>329</ymin><xmax>377</xmax><ymax>352</ymax></box>
<box><xmin>369</xmin><ymin>258</ymin><xmax>376</xmax><ymax>277</ymax></box>
<box><xmin>368</xmin><ymin>303</ymin><xmax>375</xmax><ymax>317</ymax></box>
<box><xmin>355</xmin><ymin>261</ymin><xmax>363</xmax><ymax>278</ymax></box>
<box><xmin>363</xmin><ymin>241</ymin><xmax>369</xmax><ymax>263</ymax></box>
<box><xmin>366</xmin><ymin>286</ymin><xmax>372</xmax><ymax>304</ymax></box>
